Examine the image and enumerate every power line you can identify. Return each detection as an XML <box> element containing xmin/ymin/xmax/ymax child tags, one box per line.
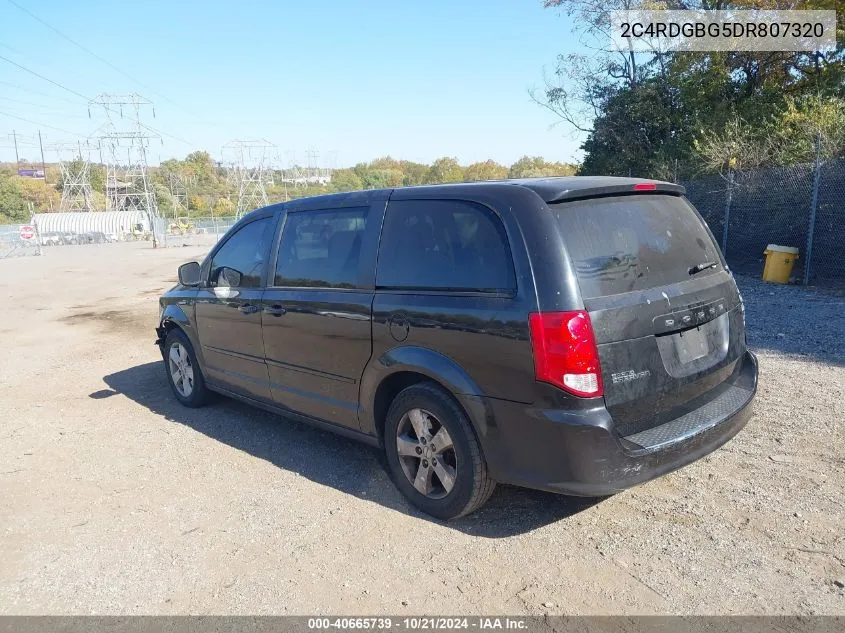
<box><xmin>0</xmin><ymin>41</ymin><xmax>110</xmax><ymax>96</ymax></box>
<box><xmin>0</xmin><ymin>41</ymin><xmax>28</xmax><ymax>56</ymax></box>
<box><xmin>0</xmin><ymin>54</ymin><xmax>90</xmax><ymax>101</ymax></box>
<box><xmin>0</xmin><ymin>96</ymin><xmax>90</xmax><ymax>116</ymax></box>
<box><xmin>5</xmin><ymin>0</ymin><xmax>132</xmax><ymax>79</ymax></box>
<box><xmin>0</xmin><ymin>110</ymin><xmax>83</xmax><ymax>136</ymax></box>
<box><xmin>0</xmin><ymin>55</ymin><xmax>141</xmax><ymax>126</ymax></box>
<box><xmin>0</xmin><ymin>80</ymin><xmax>84</xmax><ymax>105</ymax></box>
<box><xmin>141</xmin><ymin>122</ymin><xmax>192</xmax><ymax>147</ymax></box>
<box><xmin>0</xmin><ymin>55</ymin><xmax>197</xmax><ymax>148</ymax></box>
<box><xmin>5</xmin><ymin>0</ymin><xmax>215</xmax><ymax>126</ymax></box>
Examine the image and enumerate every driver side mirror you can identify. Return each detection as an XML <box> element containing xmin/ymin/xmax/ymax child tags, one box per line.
<box><xmin>178</xmin><ymin>261</ymin><xmax>201</xmax><ymax>287</ymax></box>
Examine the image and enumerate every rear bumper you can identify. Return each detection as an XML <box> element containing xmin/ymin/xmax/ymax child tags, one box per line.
<box><xmin>482</xmin><ymin>350</ymin><xmax>758</xmax><ymax>496</ymax></box>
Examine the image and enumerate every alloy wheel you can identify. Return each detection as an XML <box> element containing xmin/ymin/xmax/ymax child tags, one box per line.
<box><xmin>396</xmin><ymin>408</ymin><xmax>457</xmax><ymax>499</ymax></box>
<box><xmin>168</xmin><ymin>342</ymin><xmax>195</xmax><ymax>397</ymax></box>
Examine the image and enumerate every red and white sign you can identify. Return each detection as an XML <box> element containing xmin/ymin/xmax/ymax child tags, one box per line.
<box><xmin>19</xmin><ymin>225</ymin><xmax>35</xmax><ymax>240</ymax></box>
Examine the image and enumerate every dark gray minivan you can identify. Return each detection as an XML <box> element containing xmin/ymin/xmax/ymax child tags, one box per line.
<box><xmin>157</xmin><ymin>177</ymin><xmax>757</xmax><ymax>519</ymax></box>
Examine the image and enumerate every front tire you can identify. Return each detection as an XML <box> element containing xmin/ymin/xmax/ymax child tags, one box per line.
<box><xmin>384</xmin><ymin>382</ymin><xmax>496</xmax><ymax>520</ymax></box>
<box><xmin>163</xmin><ymin>328</ymin><xmax>210</xmax><ymax>407</ymax></box>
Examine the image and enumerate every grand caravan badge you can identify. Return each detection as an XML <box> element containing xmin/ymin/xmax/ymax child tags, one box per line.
<box><xmin>611</xmin><ymin>369</ymin><xmax>652</xmax><ymax>384</ymax></box>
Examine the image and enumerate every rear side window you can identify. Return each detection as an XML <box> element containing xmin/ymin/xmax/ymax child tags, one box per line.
<box><xmin>552</xmin><ymin>194</ymin><xmax>722</xmax><ymax>299</ymax></box>
<box><xmin>377</xmin><ymin>200</ymin><xmax>515</xmax><ymax>292</ymax></box>
<box><xmin>274</xmin><ymin>207</ymin><xmax>368</xmax><ymax>288</ymax></box>
<box><xmin>208</xmin><ymin>217</ymin><xmax>272</xmax><ymax>288</ymax></box>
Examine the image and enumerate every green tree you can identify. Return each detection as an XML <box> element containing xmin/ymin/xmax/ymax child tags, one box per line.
<box><xmin>399</xmin><ymin>160</ymin><xmax>428</xmax><ymax>186</ymax></box>
<box><xmin>188</xmin><ymin>194</ymin><xmax>209</xmax><ymax>214</ymax></box>
<box><xmin>0</xmin><ymin>175</ymin><xmax>29</xmax><ymax>222</ymax></box>
<box><xmin>213</xmin><ymin>197</ymin><xmax>235</xmax><ymax>216</ymax></box>
<box><xmin>13</xmin><ymin>176</ymin><xmax>59</xmax><ymax>212</ymax></box>
<box><xmin>331</xmin><ymin>169</ymin><xmax>363</xmax><ymax>192</ymax></box>
<box><xmin>362</xmin><ymin>169</ymin><xmax>404</xmax><ymax>189</ymax></box>
<box><xmin>368</xmin><ymin>156</ymin><xmax>402</xmax><ymax>171</ymax></box>
<box><xmin>425</xmin><ymin>157</ymin><xmax>464</xmax><ymax>184</ymax></box>
<box><xmin>775</xmin><ymin>95</ymin><xmax>845</xmax><ymax>163</ymax></box>
<box><xmin>182</xmin><ymin>151</ymin><xmax>216</xmax><ymax>185</ymax></box>
<box><xmin>464</xmin><ymin>160</ymin><xmax>508</xmax><ymax>181</ymax></box>
<box><xmin>89</xmin><ymin>164</ymin><xmax>106</xmax><ymax>194</ymax></box>
<box><xmin>577</xmin><ymin>80</ymin><xmax>688</xmax><ymax>178</ymax></box>
<box><xmin>154</xmin><ymin>183</ymin><xmax>175</xmax><ymax>216</ymax></box>
<box><xmin>508</xmin><ymin>156</ymin><xmax>577</xmax><ymax>178</ymax></box>
<box><xmin>537</xmin><ymin>0</ymin><xmax>845</xmax><ymax>176</ymax></box>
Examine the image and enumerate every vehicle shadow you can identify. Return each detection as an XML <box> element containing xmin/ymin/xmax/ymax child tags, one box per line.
<box><xmin>97</xmin><ymin>361</ymin><xmax>600</xmax><ymax>537</ymax></box>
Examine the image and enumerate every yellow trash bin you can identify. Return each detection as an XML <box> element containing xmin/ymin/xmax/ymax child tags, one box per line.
<box><xmin>762</xmin><ymin>244</ymin><xmax>799</xmax><ymax>284</ymax></box>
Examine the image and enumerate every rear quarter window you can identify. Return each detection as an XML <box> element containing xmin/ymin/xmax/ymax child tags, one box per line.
<box><xmin>552</xmin><ymin>194</ymin><xmax>722</xmax><ymax>299</ymax></box>
<box><xmin>377</xmin><ymin>199</ymin><xmax>515</xmax><ymax>292</ymax></box>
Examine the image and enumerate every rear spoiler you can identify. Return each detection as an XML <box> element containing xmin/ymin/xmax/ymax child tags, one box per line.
<box><xmin>547</xmin><ymin>182</ymin><xmax>685</xmax><ymax>204</ymax></box>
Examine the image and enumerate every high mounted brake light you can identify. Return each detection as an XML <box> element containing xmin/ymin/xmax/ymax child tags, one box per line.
<box><xmin>528</xmin><ymin>310</ymin><xmax>603</xmax><ymax>397</ymax></box>
<box><xmin>633</xmin><ymin>183</ymin><xmax>657</xmax><ymax>191</ymax></box>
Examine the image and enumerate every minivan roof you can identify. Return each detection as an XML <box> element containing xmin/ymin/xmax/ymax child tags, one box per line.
<box><xmin>504</xmin><ymin>176</ymin><xmax>684</xmax><ymax>203</ymax></box>
<box><xmin>395</xmin><ymin>176</ymin><xmax>684</xmax><ymax>202</ymax></box>
<box><xmin>258</xmin><ymin>176</ymin><xmax>685</xmax><ymax>215</ymax></box>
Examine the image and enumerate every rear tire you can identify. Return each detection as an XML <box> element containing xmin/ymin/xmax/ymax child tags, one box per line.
<box><xmin>383</xmin><ymin>382</ymin><xmax>496</xmax><ymax>520</ymax></box>
<box><xmin>163</xmin><ymin>328</ymin><xmax>211</xmax><ymax>408</ymax></box>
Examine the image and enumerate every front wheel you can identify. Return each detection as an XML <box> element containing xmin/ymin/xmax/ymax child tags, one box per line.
<box><xmin>163</xmin><ymin>328</ymin><xmax>211</xmax><ymax>407</ymax></box>
<box><xmin>384</xmin><ymin>383</ymin><xmax>496</xmax><ymax>520</ymax></box>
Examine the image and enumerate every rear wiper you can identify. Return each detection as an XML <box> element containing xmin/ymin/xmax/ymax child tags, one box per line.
<box><xmin>688</xmin><ymin>261</ymin><xmax>718</xmax><ymax>275</ymax></box>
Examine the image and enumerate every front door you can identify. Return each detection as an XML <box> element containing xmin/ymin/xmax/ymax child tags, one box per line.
<box><xmin>261</xmin><ymin>201</ymin><xmax>382</xmax><ymax>429</ymax></box>
<box><xmin>195</xmin><ymin>215</ymin><xmax>275</xmax><ymax>402</ymax></box>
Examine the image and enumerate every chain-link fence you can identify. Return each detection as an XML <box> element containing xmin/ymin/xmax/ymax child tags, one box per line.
<box><xmin>681</xmin><ymin>157</ymin><xmax>845</xmax><ymax>286</ymax></box>
<box><xmin>809</xmin><ymin>160</ymin><xmax>845</xmax><ymax>284</ymax></box>
<box><xmin>0</xmin><ymin>223</ymin><xmax>43</xmax><ymax>258</ymax></box>
<box><xmin>158</xmin><ymin>216</ymin><xmax>238</xmax><ymax>248</ymax></box>
<box><xmin>0</xmin><ymin>215</ymin><xmax>239</xmax><ymax>257</ymax></box>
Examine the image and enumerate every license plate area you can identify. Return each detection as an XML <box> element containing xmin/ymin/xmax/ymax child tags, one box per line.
<box><xmin>656</xmin><ymin>312</ymin><xmax>731</xmax><ymax>378</ymax></box>
<box><xmin>673</xmin><ymin>326</ymin><xmax>709</xmax><ymax>364</ymax></box>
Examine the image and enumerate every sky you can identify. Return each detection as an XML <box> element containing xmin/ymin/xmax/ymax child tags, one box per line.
<box><xmin>0</xmin><ymin>0</ymin><xmax>583</xmax><ymax>168</ymax></box>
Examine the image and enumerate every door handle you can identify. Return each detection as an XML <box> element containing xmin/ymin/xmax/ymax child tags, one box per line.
<box><xmin>264</xmin><ymin>305</ymin><xmax>287</xmax><ymax>317</ymax></box>
<box><xmin>238</xmin><ymin>303</ymin><xmax>261</xmax><ymax>315</ymax></box>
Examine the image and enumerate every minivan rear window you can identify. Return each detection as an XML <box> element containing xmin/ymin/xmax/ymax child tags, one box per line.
<box><xmin>551</xmin><ymin>194</ymin><xmax>722</xmax><ymax>299</ymax></box>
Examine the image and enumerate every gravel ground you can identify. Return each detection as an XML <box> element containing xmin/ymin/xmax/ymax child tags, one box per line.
<box><xmin>0</xmin><ymin>243</ymin><xmax>843</xmax><ymax>615</ymax></box>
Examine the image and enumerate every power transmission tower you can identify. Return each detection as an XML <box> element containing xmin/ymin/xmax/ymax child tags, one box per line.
<box><xmin>168</xmin><ymin>172</ymin><xmax>190</xmax><ymax>219</ymax></box>
<box><xmin>223</xmin><ymin>139</ymin><xmax>275</xmax><ymax>217</ymax></box>
<box><xmin>302</xmin><ymin>147</ymin><xmax>331</xmax><ymax>185</ymax></box>
<box><xmin>270</xmin><ymin>151</ymin><xmax>288</xmax><ymax>201</ymax></box>
<box><xmin>285</xmin><ymin>151</ymin><xmax>303</xmax><ymax>188</ymax></box>
<box><xmin>89</xmin><ymin>93</ymin><xmax>160</xmax><ymax>245</ymax></box>
<box><xmin>325</xmin><ymin>150</ymin><xmax>338</xmax><ymax>183</ymax></box>
<box><xmin>55</xmin><ymin>141</ymin><xmax>95</xmax><ymax>212</ymax></box>
<box><xmin>306</xmin><ymin>147</ymin><xmax>319</xmax><ymax>183</ymax></box>
<box><xmin>280</xmin><ymin>150</ymin><xmax>310</xmax><ymax>188</ymax></box>
<box><xmin>222</xmin><ymin>161</ymin><xmax>239</xmax><ymax>189</ymax></box>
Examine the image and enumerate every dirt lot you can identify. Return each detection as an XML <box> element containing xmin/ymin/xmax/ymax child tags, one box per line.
<box><xmin>1</xmin><ymin>243</ymin><xmax>843</xmax><ymax>615</ymax></box>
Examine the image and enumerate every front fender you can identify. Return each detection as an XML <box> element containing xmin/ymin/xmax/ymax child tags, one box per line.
<box><xmin>156</xmin><ymin>303</ymin><xmax>203</xmax><ymax>365</ymax></box>
<box><xmin>358</xmin><ymin>345</ymin><xmax>495</xmax><ymax>450</ymax></box>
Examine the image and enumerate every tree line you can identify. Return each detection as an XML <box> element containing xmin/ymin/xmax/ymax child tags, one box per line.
<box><xmin>0</xmin><ymin>154</ymin><xmax>576</xmax><ymax>223</ymax></box>
<box><xmin>535</xmin><ymin>0</ymin><xmax>845</xmax><ymax>180</ymax></box>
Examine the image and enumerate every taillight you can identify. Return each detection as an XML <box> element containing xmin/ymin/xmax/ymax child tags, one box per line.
<box><xmin>633</xmin><ymin>182</ymin><xmax>657</xmax><ymax>191</ymax></box>
<box><xmin>528</xmin><ymin>310</ymin><xmax>603</xmax><ymax>397</ymax></box>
